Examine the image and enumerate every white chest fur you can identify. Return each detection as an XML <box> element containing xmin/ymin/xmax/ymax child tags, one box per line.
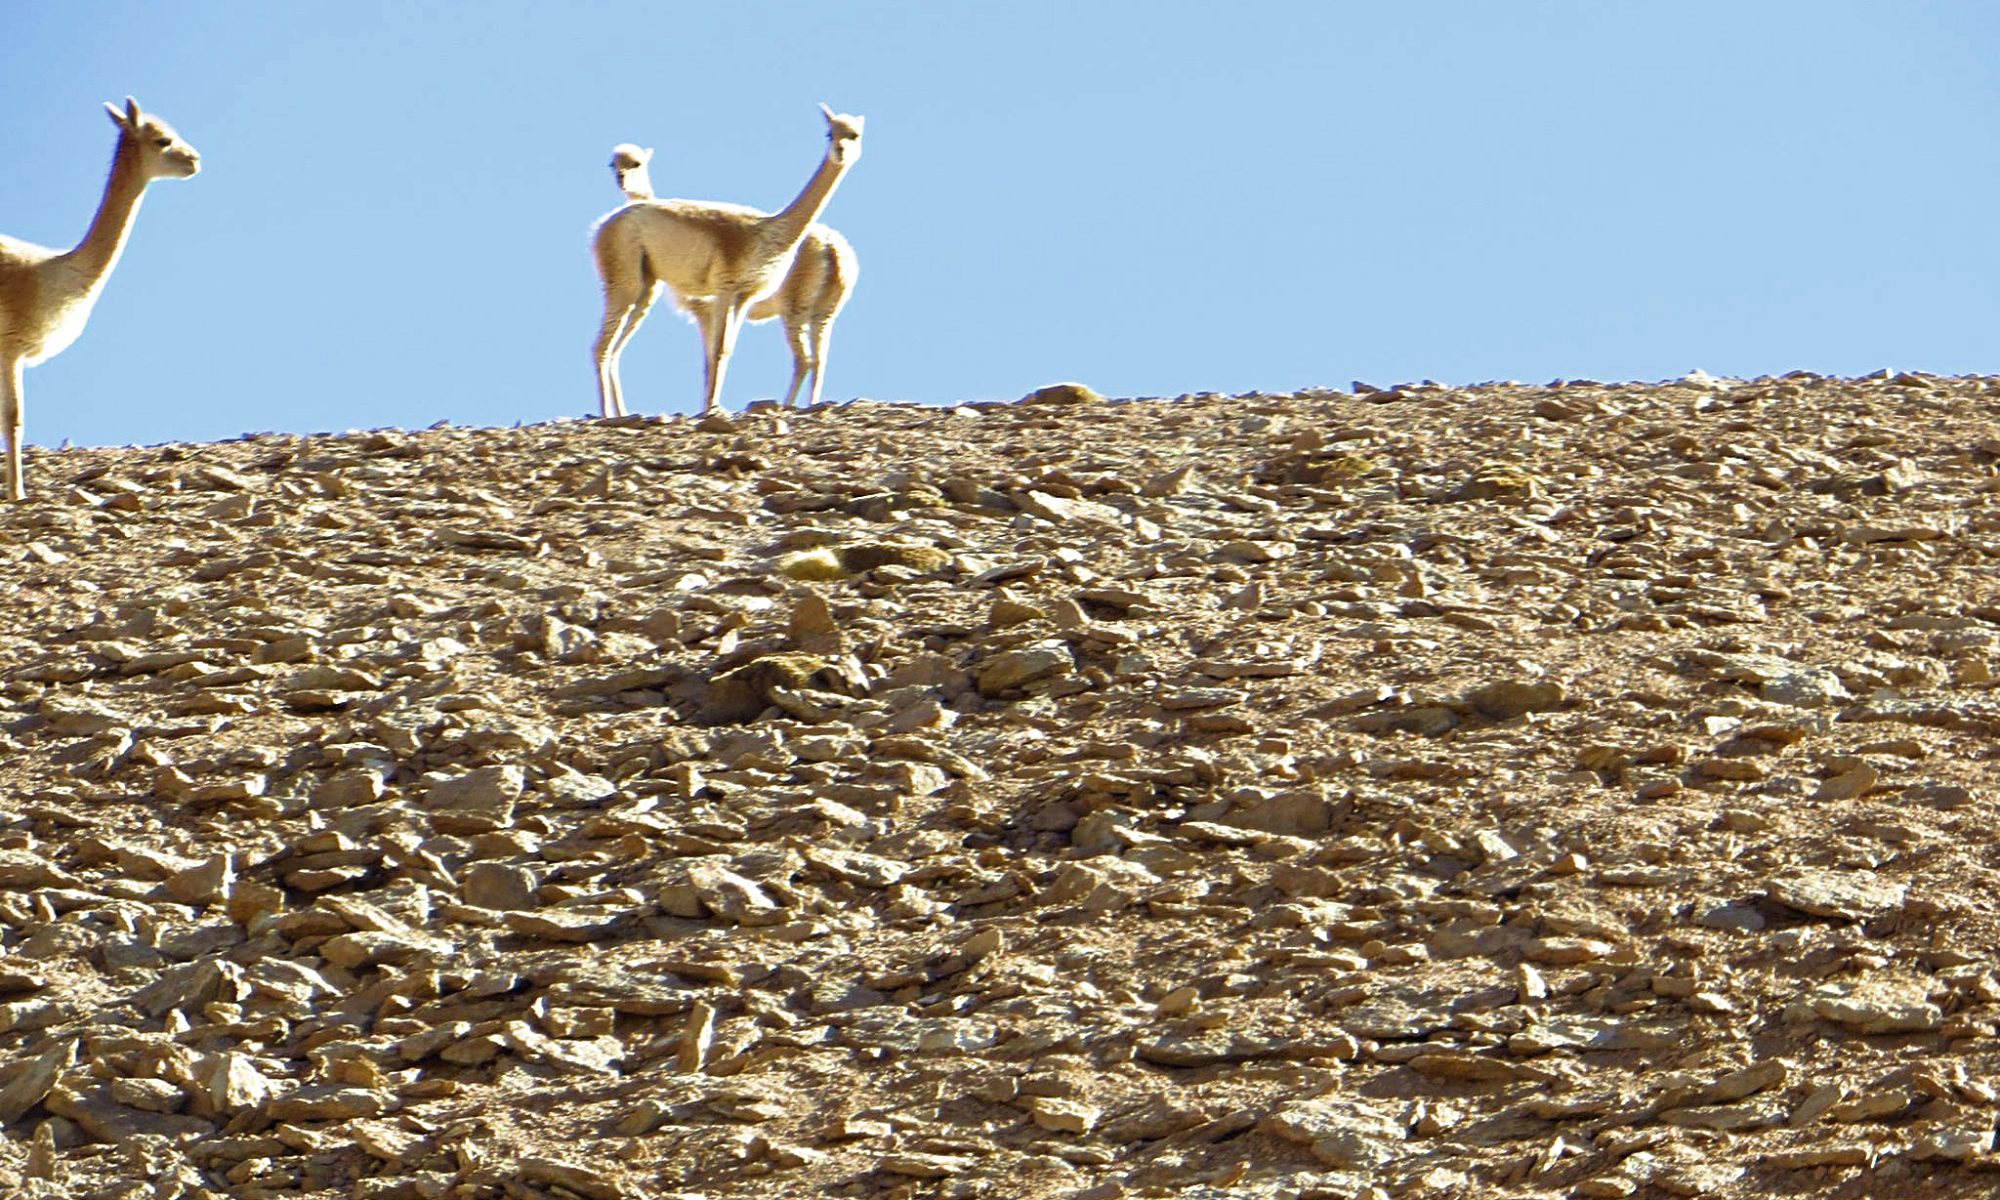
<box><xmin>24</xmin><ymin>286</ymin><xmax>106</xmax><ymax>365</ymax></box>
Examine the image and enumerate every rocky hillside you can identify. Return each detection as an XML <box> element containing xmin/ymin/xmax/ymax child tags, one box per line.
<box><xmin>2</xmin><ymin>372</ymin><xmax>1999</xmax><ymax>1200</ymax></box>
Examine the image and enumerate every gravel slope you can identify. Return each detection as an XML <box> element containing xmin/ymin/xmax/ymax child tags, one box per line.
<box><xmin>1</xmin><ymin>372</ymin><xmax>1999</xmax><ymax>1199</ymax></box>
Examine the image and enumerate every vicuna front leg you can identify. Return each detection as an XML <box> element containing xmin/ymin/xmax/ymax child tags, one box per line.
<box><xmin>701</xmin><ymin>297</ymin><xmax>747</xmax><ymax>416</ymax></box>
<box><xmin>1</xmin><ymin>358</ymin><xmax>23</xmax><ymax>502</ymax></box>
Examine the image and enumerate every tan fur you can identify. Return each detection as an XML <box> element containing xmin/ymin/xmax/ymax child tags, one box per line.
<box><xmin>0</xmin><ymin>98</ymin><xmax>199</xmax><ymax>500</ymax></box>
<box><xmin>606</xmin><ymin>143</ymin><xmax>858</xmax><ymax>410</ymax></box>
<box><xmin>591</xmin><ymin>105</ymin><xmax>862</xmax><ymax>417</ymax></box>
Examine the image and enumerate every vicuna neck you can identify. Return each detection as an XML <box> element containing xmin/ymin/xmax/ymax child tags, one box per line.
<box><xmin>61</xmin><ymin>136</ymin><xmax>150</xmax><ymax>287</ymax></box>
<box><xmin>765</xmin><ymin>147</ymin><xmax>849</xmax><ymax>245</ymax></box>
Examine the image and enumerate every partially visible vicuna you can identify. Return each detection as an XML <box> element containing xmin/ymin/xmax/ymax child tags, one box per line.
<box><xmin>0</xmin><ymin>97</ymin><xmax>200</xmax><ymax>501</ymax></box>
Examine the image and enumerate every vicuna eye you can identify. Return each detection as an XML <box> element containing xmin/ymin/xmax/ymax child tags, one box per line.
<box><xmin>155</xmin><ymin>138</ymin><xmax>173</xmax><ymax>149</ymax></box>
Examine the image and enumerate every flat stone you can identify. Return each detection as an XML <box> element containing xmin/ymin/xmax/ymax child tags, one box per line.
<box><xmin>199</xmin><ymin>1051</ymin><xmax>280</xmax><ymax>1116</ymax></box>
<box><xmin>1027</xmin><ymin>1095</ymin><xmax>1100</xmax><ymax>1134</ymax></box>
<box><xmin>1463</xmin><ymin>679</ymin><xmax>1565</xmax><ymax>719</ymax></box>
<box><xmin>801</xmin><ymin>847</ymin><xmax>910</xmax><ymax>888</ymax></box>
<box><xmin>423</xmin><ymin>764</ymin><xmax>524</xmax><ymax>832</ymax></box>
<box><xmin>1765</xmin><ymin>869</ymin><xmax>1904</xmax><ymax>921</ymax></box>
<box><xmin>45</xmin><ymin>1081</ymin><xmax>213</xmax><ymax>1141</ymax></box>
<box><xmin>265</xmin><ymin>1085</ymin><xmax>394</xmax><ymax>1122</ymax></box>
<box><xmin>463</xmin><ymin>862</ymin><xmax>539</xmax><ymax>910</ymax></box>
<box><xmin>1655</xmin><ymin>1164</ymin><xmax>1748</xmax><ymax>1196</ymax></box>
<box><xmin>0</xmin><ymin>851</ymin><xmax>80</xmax><ymax>889</ymax></box>
<box><xmin>319</xmin><ymin>930</ymin><xmax>450</xmax><ymax>968</ymax></box>
<box><xmin>503</xmin><ymin>906</ymin><xmax>638</xmax><ymax>942</ymax></box>
<box><xmin>1159</xmin><ymin>687</ymin><xmax>1243</xmax><ymax>711</ymax></box>
<box><xmin>1014</xmin><ymin>489</ymin><xmax>1123</xmax><ymax>525</ymax></box>
<box><xmin>1138</xmin><ymin>1026</ymin><xmax>1355</xmax><ymax>1068</ymax></box>
<box><xmin>36</xmin><ymin>699</ymin><xmax>128</xmax><ymax>737</ymax></box>
<box><xmin>1843</xmin><ymin>522</ymin><xmax>1951</xmax><ymax>543</ymax></box>
<box><xmin>1694</xmin><ymin>901</ymin><xmax>1766</xmax><ymax>932</ymax></box>
<box><xmin>284</xmin><ymin>665</ymin><xmax>384</xmax><ymax>692</ymax></box>
<box><xmin>498</xmin><ymin>1020</ymin><xmax>624</xmax><ymax>1074</ymax></box>
<box><xmin>1136</xmin><ymin>1032</ymin><xmax>1283</xmax><ymax>1067</ymax></box>
<box><xmin>131</xmin><ymin>960</ymin><xmax>241</xmax><ymax>1017</ymax></box>
<box><xmin>1655</xmin><ymin>1099</ymin><xmax>1785</xmax><ymax>1131</ymax></box>
<box><xmin>1765</xmin><ymin>1145</ymin><xmax>1875</xmax><ymax>1168</ymax></box>
<box><xmin>1407</xmin><ymin>1050</ymin><xmax>1558</xmax><ymax>1084</ymax></box>
<box><xmin>1522</xmin><ymin>936</ymin><xmax>1614</xmax><ymax>964</ymax></box>
<box><xmin>1510</xmin><ymin>1017</ymin><xmax>1687</xmax><ymax>1055</ymax></box>
<box><xmin>0</xmin><ymin>1040</ymin><xmax>75</xmax><ymax>1124</ymax></box>
<box><xmin>839</xmin><ymin>1012</ymin><xmax>998</xmax><ymax>1055</ymax></box>
<box><xmin>159</xmin><ymin>852</ymin><xmax>234</xmax><ymax>906</ymax></box>
<box><xmin>1811</xmin><ymin>764</ymin><xmax>1878</xmax><ymax>801</ymax></box>
<box><xmin>1700</xmin><ymin>1058</ymin><xmax>1789</xmax><ymax>1104</ymax></box>
<box><xmin>1759</xmin><ymin>667</ymin><xmax>1851</xmax><ymax>707</ymax></box>
<box><xmin>1261</xmin><ymin>1096</ymin><xmax>1406</xmax><ymax>1170</ymax></box>
<box><xmin>1339</xmin><ymin>991</ymin><xmax>1456</xmax><ymax>1040</ymax></box>
<box><xmin>109</xmin><ymin>1076</ymin><xmax>187</xmax><ymax>1114</ymax></box>
<box><xmin>1800</xmin><ymin>981</ymin><xmax>1941</xmax><ymax>1034</ymax></box>
<box><xmin>1041</xmin><ymin>859</ymin><xmax>1158</xmax><ymax>912</ymax></box>
<box><xmin>976</xmin><ymin>641</ymin><xmax>1075</xmax><ymax>695</ymax></box>
<box><xmin>1223</xmin><ymin>791</ymin><xmax>1337</xmax><ymax>836</ymax></box>
<box><xmin>1021</xmin><ymin>381</ymin><xmax>1104</xmax><ymax>406</ymax></box>
<box><xmin>514</xmin><ymin>1157</ymin><xmax>637</xmax><ymax>1200</ymax></box>
<box><xmin>878</xmin><ymin>1152</ymin><xmax>978</xmax><ymax>1179</ymax></box>
<box><xmin>683</xmin><ymin>862</ymin><xmax>786</xmax><ymax>926</ymax></box>
<box><xmin>1910</xmin><ymin>1125</ymin><xmax>1996</xmax><ymax>1161</ymax></box>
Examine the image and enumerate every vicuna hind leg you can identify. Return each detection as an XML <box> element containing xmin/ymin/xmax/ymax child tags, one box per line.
<box><xmin>779</xmin><ymin>319</ymin><xmax>813</xmax><ymax>409</ymax></box>
<box><xmin>803</xmin><ymin>318</ymin><xmax>835</xmax><ymax>409</ymax></box>
<box><xmin>1</xmin><ymin>357</ymin><xmax>22</xmax><ymax>501</ymax></box>
<box><xmin>592</xmin><ymin>278</ymin><xmax>658</xmax><ymax>417</ymax></box>
<box><xmin>593</xmin><ymin>300</ymin><xmax>638</xmax><ymax>418</ymax></box>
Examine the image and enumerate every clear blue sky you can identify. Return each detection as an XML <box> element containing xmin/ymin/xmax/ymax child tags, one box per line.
<box><xmin>5</xmin><ymin>3</ymin><xmax>1998</xmax><ymax>448</ymax></box>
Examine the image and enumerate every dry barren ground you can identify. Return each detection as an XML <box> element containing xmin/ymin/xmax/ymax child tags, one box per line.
<box><xmin>1</xmin><ymin>373</ymin><xmax>1999</xmax><ymax>1199</ymax></box>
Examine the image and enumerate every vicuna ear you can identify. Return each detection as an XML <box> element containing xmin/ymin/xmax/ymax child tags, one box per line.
<box><xmin>641</xmin><ymin>147</ymin><xmax>654</xmax><ymax>164</ymax></box>
<box><xmin>819</xmin><ymin>102</ymin><xmax>834</xmax><ymax>124</ymax></box>
<box><xmin>125</xmin><ymin>97</ymin><xmax>142</xmax><ymax>126</ymax></box>
<box><xmin>104</xmin><ymin>101</ymin><xmax>131</xmax><ymax>131</ymax></box>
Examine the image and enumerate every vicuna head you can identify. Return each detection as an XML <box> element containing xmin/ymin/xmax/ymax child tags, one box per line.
<box><xmin>817</xmin><ymin>103</ymin><xmax>864</xmax><ymax>169</ymax></box>
<box><xmin>105</xmin><ymin>97</ymin><xmax>201</xmax><ymax>181</ymax></box>
<box><xmin>610</xmin><ymin>143</ymin><xmax>654</xmax><ymax>201</ymax></box>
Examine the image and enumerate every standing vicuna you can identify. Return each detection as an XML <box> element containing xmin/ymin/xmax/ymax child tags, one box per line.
<box><xmin>592</xmin><ymin>104</ymin><xmax>862</xmax><ymax>417</ymax></box>
<box><xmin>0</xmin><ymin>98</ymin><xmax>200</xmax><ymax>501</ymax></box>
<box><xmin>607</xmin><ymin>143</ymin><xmax>858</xmax><ymax>411</ymax></box>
